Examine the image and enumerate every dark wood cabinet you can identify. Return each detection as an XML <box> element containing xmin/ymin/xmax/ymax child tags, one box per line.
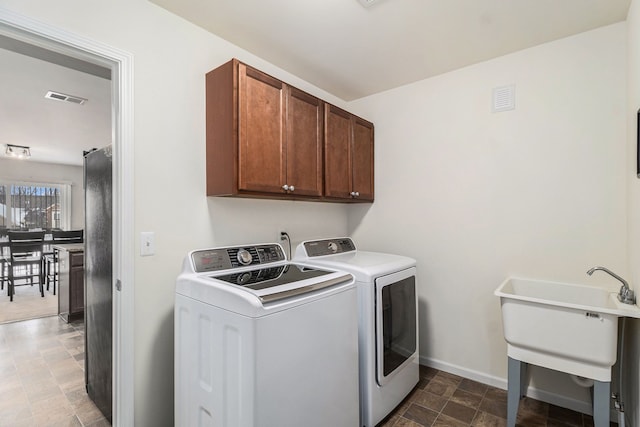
<box><xmin>237</xmin><ymin>64</ymin><xmax>286</xmax><ymax>194</ymax></box>
<box><xmin>284</xmin><ymin>87</ymin><xmax>323</xmax><ymax>197</ymax></box>
<box><xmin>57</xmin><ymin>245</ymin><xmax>84</xmax><ymax>323</ymax></box>
<box><xmin>324</xmin><ymin>104</ymin><xmax>374</xmax><ymax>202</ymax></box>
<box><xmin>206</xmin><ymin>58</ymin><xmax>373</xmax><ymax>202</ymax></box>
<box><xmin>207</xmin><ymin>59</ymin><xmax>323</xmax><ymax>199</ymax></box>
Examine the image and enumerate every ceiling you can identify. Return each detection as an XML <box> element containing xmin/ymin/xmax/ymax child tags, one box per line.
<box><xmin>150</xmin><ymin>0</ymin><xmax>631</xmax><ymax>101</ymax></box>
<box><xmin>0</xmin><ymin>39</ymin><xmax>111</xmax><ymax>167</ymax></box>
<box><xmin>0</xmin><ymin>1</ymin><xmax>630</xmax><ymax>167</ymax></box>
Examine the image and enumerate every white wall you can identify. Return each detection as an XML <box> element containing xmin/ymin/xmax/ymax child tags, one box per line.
<box><xmin>0</xmin><ymin>1</ymin><xmax>350</xmax><ymax>425</ymax></box>
<box><xmin>626</xmin><ymin>0</ymin><xmax>640</xmax><ymax>425</ymax></box>
<box><xmin>0</xmin><ymin>157</ymin><xmax>84</xmax><ymax>229</ymax></box>
<box><xmin>348</xmin><ymin>23</ymin><xmax>628</xmax><ymax>410</ymax></box>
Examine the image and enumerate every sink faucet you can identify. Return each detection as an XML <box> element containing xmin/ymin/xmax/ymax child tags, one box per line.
<box><xmin>587</xmin><ymin>266</ymin><xmax>636</xmax><ymax>305</ymax></box>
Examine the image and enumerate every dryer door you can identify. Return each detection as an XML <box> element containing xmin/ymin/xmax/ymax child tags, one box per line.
<box><xmin>375</xmin><ymin>267</ymin><xmax>417</xmax><ymax>386</ymax></box>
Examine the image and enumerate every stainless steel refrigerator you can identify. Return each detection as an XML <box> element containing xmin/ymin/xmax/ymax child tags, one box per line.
<box><xmin>84</xmin><ymin>146</ymin><xmax>113</xmax><ymax>422</ymax></box>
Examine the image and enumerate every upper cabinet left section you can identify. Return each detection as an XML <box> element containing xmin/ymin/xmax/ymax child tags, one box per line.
<box><xmin>206</xmin><ymin>59</ymin><xmax>323</xmax><ymax>199</ymax></box>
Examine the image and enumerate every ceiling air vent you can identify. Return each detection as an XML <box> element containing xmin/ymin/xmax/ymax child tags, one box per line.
<box><xmin>45</xmin><ymin>90</ymin><xmax>87</xmax><ymax>105</ymax></box>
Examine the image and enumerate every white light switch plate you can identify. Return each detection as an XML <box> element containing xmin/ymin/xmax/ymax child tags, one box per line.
<box><xmin>140</xmin><ymin>232</ymin><xmax>155</xmax><ymax>256</ymax></box>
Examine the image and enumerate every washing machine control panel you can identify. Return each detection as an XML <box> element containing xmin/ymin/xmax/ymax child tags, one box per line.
<box><xmin>303</xmin><ymin>238</ymin><xmax>356</xmax><ymax>257</ymax></box>
<box><xmin>191</xmin><ymin>244</ymin><xmax>285</xmax><ymax>272</ymax></box>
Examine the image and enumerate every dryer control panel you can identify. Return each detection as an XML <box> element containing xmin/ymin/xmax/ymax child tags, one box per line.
<box><xmin>303</xmin><ymin>238</ymin><xmax>356</xmax><ymax>257</ymax></box>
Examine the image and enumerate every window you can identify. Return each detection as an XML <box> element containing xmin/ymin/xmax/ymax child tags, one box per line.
<box><xmin>0</xmin><ymin>181</ymin><xmax>71</xmax><ymax>230</ymax></box>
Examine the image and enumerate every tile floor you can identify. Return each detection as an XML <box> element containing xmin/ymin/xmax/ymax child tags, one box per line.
<box><xmin>380</xmin><ymin>366</ymin><xmax>617</xmax><ymax>427</ymax></box>
<box><xmin>0</xmin><ymin>314</ymin><xmax>618</xmax><ymax>427</ymax></box>
<box><xmin>0</xmin><ymin>315</ymin><xmax>110</xmax><ymax>426</ymax></box>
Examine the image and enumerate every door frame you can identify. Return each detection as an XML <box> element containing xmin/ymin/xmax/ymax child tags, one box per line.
<box><xmin>0</xmin><ymin>7</ymin><xmax>135</xmax><ymax>426</ymax></box>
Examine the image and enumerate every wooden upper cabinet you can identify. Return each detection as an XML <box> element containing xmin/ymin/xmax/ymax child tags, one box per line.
<box><xmin>285</xmin><ymin>87</ymin><xmax>323</xmax><ymax>197</ymax></box>
<box><xmin>238</xmin><ymin>64</ymin><xmax>286</xmax><ymax>194</ymax></box>
<box><xmin>324</xmin><ymin>104</ymin><xmax>374</xmax><ymax>202</ymax></box>
<box><xmin>351</xmin><ymin>117</ymin><xmax>374</xmax><ymax>201</ymax></box>
<box><xmin>206</xmin><ymin>59</ymin><xmax>323</xmax><ymax>199</ymax></box>
<box><xmin>324</xmin><ymin>105</ymin><xmax>352</xmax><ymax>199</ymax></box>
<box><xmin>206</xmin><ymin>59</ymin><xmax>372</xmax><ymax>202</ymax></box>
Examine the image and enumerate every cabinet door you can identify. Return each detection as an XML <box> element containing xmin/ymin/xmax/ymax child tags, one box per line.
<box><xmin>352</xmin><ymin>117</ymin><xmax>374</xmax><ymax>201</ymax></box>
<box><xmin>70</xmin><ymin>264</ymin><xmax>84</xmax><ymax>314</ymax></box>
<box><xmin>285</xmin><ymin>87</ymin><xmax>323</xmax><ymax>197</ymax></box>
<box><xmin>58</xmin><ymin>249</ymin><xmax>70</xmax><ymax>321</ymax></box>
<box><xmin>238</xmin><ymin>63</ymin><xmax>286</xmax><ymax>194</ymax></box>
<box><xmin>324</xmin><ymin>104</ymin><xmax>352</xmax><ymax>199</ymax></box>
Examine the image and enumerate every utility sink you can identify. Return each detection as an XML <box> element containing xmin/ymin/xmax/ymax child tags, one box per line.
<box><xmin>495</xmin><ymin>277</ymin><xmax>640</xmax><ymax>382</ymax></box>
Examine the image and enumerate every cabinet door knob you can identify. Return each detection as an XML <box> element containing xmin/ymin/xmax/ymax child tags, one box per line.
<box><xmin>289</xmin><ymin>185</ymin><xmax>295</xmax><ymax>192</ymax></box>
<box><xmin>355</xmin><ymin>191</ymin><xmax>360</xmax><ymax>197</ymax></box>
<box><xmin>350</xmin><ymin>191</ymin><xmax>359</xmax><ymax>197</ymax></box>
<box><xmin>282</xmin><ymin>184</ymin><xmax>289</xmax><ymax>191</ymax></box>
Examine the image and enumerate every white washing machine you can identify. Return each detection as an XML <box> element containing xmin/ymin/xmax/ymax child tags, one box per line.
<box><xmin>175</xmin><ymin>243</ymin><xmax>359</xmax><ymax>427</ymax></box>
<box><xmin>294</xmin><ymin>238</ymin><xmax>419</xmax><ymax>427</ymax></box>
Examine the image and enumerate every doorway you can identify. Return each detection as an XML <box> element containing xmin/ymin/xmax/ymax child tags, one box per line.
<box><xmin>0</xmin><ymin>41</ymin><xmax>106</xmax><ymax>324</ymax></box>
<box><xmin>0</xmin><ymin>8</ymin><xmax>134</xmax><ymax>426</ymax></box>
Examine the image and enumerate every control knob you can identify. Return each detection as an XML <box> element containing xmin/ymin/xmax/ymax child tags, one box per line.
<box><xmin>237</xmin><ymin>249</ymin><xmax>253</xmax><ymax>266</ymax></box>
<box><xmin>237</xmin><ymin>272</ymin><xmax>252</xmax><ymax>285</ymax></box>
<box><xmin>328</xmin><ymin>242</ymin><xmax>339</xmax><ymax>254</ymax></box>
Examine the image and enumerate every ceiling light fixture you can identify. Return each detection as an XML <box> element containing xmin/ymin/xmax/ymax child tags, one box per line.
<box><xmin>5</xmin><ymin>144</ymin><xmax>31</xmax><ymax>159</ymax></box>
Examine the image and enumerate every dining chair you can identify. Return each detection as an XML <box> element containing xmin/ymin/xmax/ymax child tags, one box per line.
<box><xmin>0</xmin><ymin>232</ymin><xmax>8</xmax><ymax>291</ymax></box>
<box><xmin>6</xmin><ymin>230</ymin><xmax>46</xmax><ymax>301</ymax></box>
<box><xmin>45</xmin><ymin>229</ymin><xmax>84</xmax><ymax>294</ymax></box>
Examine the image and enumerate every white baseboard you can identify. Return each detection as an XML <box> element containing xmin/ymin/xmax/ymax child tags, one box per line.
<box><xmin>419</xmin><ymin>355</ymin><xmax>621</xmax><ymax>422</ymax></box>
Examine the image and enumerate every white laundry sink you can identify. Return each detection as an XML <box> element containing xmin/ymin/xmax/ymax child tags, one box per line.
<box><xmin>495</xmin><ymin>277</ymin><xmax>640</xmax><ymax>382</ymax></box>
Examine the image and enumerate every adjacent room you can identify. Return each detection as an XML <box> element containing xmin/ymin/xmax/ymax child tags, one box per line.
<box><xmin>0</xmin><ymin>37</ymin><xmax>112</xmax><ymax>425</ymax></box>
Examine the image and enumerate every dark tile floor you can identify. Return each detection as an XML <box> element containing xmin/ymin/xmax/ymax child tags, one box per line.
<box><xmin>0</xmin><ymin>315</ymin><xmax>110</xmax><ymax>426</ymax></box>
<box><xmin>1</xmin><ymin>315</ymin><xmax>617</xmax><ymax>427</ymax></box>
<box><xmin>380</xmin><ymin>366</ymin><xmax>617</xmax><ymax>427</ymax></box>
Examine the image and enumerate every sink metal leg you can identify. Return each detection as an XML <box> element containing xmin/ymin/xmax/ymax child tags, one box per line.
<box><xmin>507</xmin><ymin>357</ymin><xmax>528</xmax><ymax>427</ymax></box>
<box><xmin>593</xmin><ymin>380</ymin><xmax>610</xmax><ymax>427</ymax></box>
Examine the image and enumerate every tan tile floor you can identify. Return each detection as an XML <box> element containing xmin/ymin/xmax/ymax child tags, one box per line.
<box><xmin>380</xmin><ymin>366</ymin><xmax>618</xmax><ymax>427</ymax></box>
<box><xmin>0</xmin><ymin>316</ymin><xmax>110</xmax><ymax>426</ymax></box>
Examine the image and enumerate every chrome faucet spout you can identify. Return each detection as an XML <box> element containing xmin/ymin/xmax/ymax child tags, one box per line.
<box><xmin>587</xmin><ymin>266</ymin><xmax>636</xmax><ymax>305</ymax></box>
<box><xmin>586</xmin><ymin>266</ymin><xmax>629</xmax><ymax>287</ymax></box>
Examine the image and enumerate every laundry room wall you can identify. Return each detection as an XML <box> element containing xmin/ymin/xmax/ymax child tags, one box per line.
<box><xmin>0</xmin><ymin>1</ymin><xmax>350</xmax><ymax>425</ymax></box>
<box><xmin>347</xmin><ymin>23</ymin><xmax>628</xmax><ymax>410</ymax></box>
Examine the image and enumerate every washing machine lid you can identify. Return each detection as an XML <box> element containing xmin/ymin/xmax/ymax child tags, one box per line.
<box><xmin>177</xmin><ymin>243</ymin><xmax>355</xmax><ymax>316</ymax></box>
<box><xmin>177</xmin><ymin>265</ymin><xmax>354</xmax><ymax>315</ymax></box>
<box><xmin>294</xmin><ymin>238</ymin><xmax>416</xmax><ymax>282</ymax></box>
<box><xmin>211</xmin><ymin>263</ymin><xmax>348</xmax><ymax>302</ymax></box>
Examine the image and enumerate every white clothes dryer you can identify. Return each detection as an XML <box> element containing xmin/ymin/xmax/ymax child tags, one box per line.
<box><xmin>294</xmin><ymin>238</ymin><xmax>419</xmax><ymax>427</ymax></box>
